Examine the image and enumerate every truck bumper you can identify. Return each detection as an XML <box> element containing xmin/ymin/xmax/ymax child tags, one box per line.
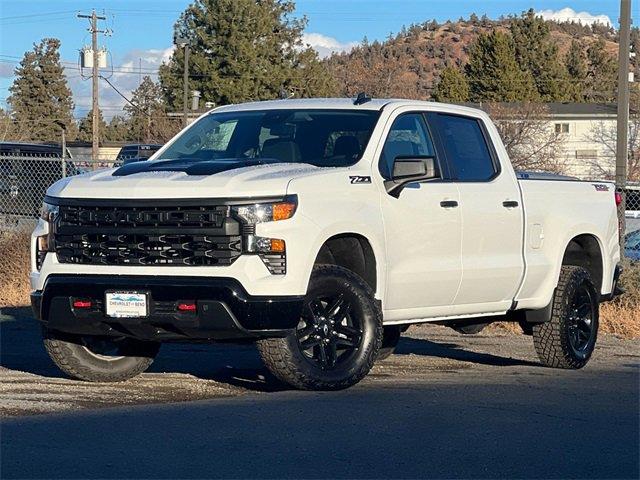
<box><xmin>32</xmin><ymin>275</ymin><xmax>304</xmax><ymax>341</ymax></box>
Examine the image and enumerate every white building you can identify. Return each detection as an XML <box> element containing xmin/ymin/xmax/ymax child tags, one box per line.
<box><xmin>542</xmin><ymin>103</ymin><xmax>618</xmax><ymax>180</ymax></box>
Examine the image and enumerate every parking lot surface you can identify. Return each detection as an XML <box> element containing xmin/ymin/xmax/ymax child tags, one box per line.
<box><xmin>1</xmin><ymin>307</ymin><xmax>638</xmax><ymax>479</ymax></box>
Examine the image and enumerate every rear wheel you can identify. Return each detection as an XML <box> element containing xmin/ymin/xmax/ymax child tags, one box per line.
<box><xmin>257</xmin><ymin>265</ymin><xmax>383</xmax><ymax>390</ymax></box>
<box><xmin>532</xmin><ymin>266</ymin><xmax>599</xmax><ymax>369</ymax></box>
<box><xmin>43</xmin><ymin>328</ymin><xmax>160</xmax><ymax>382</ymax></box>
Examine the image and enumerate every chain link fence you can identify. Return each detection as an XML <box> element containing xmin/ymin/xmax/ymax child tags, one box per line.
<box><xmin>1</xmin><ymin>152</ymin><xmax>639</xmax><ymax>259</ymax></box>
<box><xmin>0</xmin><ymin>153</ymin><xmax>135</xmax><ymax>230</ymax></box>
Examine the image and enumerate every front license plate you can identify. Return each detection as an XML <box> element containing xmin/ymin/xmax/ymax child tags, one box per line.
<box><xmin>105</xmin><ymin>291</ymin><xmax>148</xmax><ymax>318</ymax></box>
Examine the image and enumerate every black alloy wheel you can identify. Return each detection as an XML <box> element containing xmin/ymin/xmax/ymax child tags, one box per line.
<box><xmin>296</xmin><ymin>293</ymin><xmax>363</xmax><ymax>370</ymax></box>
<box><xmin>566</xmin><ymin>284</ymin><xmax>596</xmax><ymax>354</ymax></box>
<box><xmin>257</xmin><ymin>265</ymin><xmax>383</xmax><ymax>390</ymax></box>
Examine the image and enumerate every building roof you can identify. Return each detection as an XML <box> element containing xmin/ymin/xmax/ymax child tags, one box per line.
<box><xmin>464</xmin><ymin>102</ymin><xmax>621</xmax><ymax>118</ymax></box>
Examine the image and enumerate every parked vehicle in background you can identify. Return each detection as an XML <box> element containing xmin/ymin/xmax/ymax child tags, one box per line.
<box><xmin>0</xmin><ymin>142</ymin><xmax>76</xmax><ymax>218</ymax></box>
<box><xmin>115</xmin><ymin>144</ymin><xmax>162</xmax><ymax>165</ymax></box>
<box><xmin>624</xmin><ymin>185</ymin><xmax>640</xmax><ymax>234</ymax></box>
<box><xmin>31</xmin><ymin>98</ymin><xmax>622</xmax><ymax>390</ymax></box>
<box><xmin>624</xmin><ymin>230</ymin><xmax>640</xmax><ymax>262</ymax></box>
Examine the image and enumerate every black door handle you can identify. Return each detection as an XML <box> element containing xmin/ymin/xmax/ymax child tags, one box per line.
<box><xmin>503</xmin><ymin>200</ymin><xmax>519</xmax><ymax>208</ymax></box>
<box><xmin>440</xmin><ymin>200</ymin><xmax>459</xmax><ymax>208</ymax></box>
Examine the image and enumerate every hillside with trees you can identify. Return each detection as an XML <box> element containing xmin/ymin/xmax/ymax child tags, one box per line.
<box><xmin>325</xmin><ymin>9</ymin><xmax>638</xmax><ymax>104</ymax></box>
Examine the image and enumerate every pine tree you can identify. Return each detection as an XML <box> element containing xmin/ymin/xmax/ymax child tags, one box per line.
<box><xmin>585</xmin><ymin>38</ymin><xmax>617</xmax><ymax>102</ymax></box>
<box><xmin>432</xmin><ymin>66</ymin><xmax>469</xmax><ymax>102</ymax></box>
<box><xmin>125</xmin><ymin>76</ymin><xmax>178</xmax><ymax>143</ymax></box>
<box><xmin>104</xmin><ymin>115</ymin><xmax>130</xmax><ymax>142</ymax></box>
<box><xmin>465</xmin><ymin>31</ymin><xmax>538</xmax><ymax>102</ymax></box>
<box><xmin>7</xmin><ymin>38</ymin><xmax>77</xmax><ymax>141</ymax></box>
<box><xmin>158</xmin><ymin>0</ymin><xmax>336</xmax><ymax>109</ymax></box>
<box><xmin>77</xmin><ymin>109</ymin><xmax>107</xmax><ymax>143</ymax></box>
<box><xmin>566</xmin><ymin>40</ymin><xmax>588</xmax><ymax>101</ymax></box>
<box><xmin>510</xmin><ymin>9</ymin><xmax>571</xmax><ymax>101</ymax></box>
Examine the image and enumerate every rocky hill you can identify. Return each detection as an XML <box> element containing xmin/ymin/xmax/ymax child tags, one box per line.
<box><xmin>324</xmin><ymin>13</ymin><xmax>638</xmax><ymax>101</ymax></box>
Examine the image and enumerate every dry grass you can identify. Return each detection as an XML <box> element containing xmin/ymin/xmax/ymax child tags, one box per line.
<box><xmin>0</xmin><ymin>230</ymin><xmax>638</xmax><ymax>338</ymax></box>
<box><xmin>600</xmin><ymin>263</ymin><xmax>640</xmax><ymax>339</ymax></box>
<box><xmin>488</xmin><ymin>263</ymin><xmax>640</xmax><ymax>339</ymax></box>
<box><xmin>0</xmin><ymin>230</ymin><xmax>31</xmax><ymax>308</ymax></box>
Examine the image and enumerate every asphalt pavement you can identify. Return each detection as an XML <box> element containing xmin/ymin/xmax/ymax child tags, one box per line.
<box><xmin>1</xmin><ymin>307</ymin><xmax>638</xmax><ymax>479</ymax></box>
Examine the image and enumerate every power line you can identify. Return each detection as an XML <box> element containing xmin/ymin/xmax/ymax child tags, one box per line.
<box><xmin>0</xmin><ymin>10</ymin><xmax>78</xmax><ymax>20</ymax></box>
<box><xmin>99</xmin><ymin>75</ymin><xmax>151</xmax><ymax>117</ymax></box>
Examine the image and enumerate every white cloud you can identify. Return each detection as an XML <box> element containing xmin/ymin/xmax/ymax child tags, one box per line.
<box><xmin>301</xmin><ymin>33</ymin><xmax>358</xmax><ymax>59</ymax></box>
<box><xmin>68</xmin><ymin>46</ymin><xmax>174</xmax><ymax>120</ymax></box>
<box><xmin>0</xmin><ymin>63</ymin><xmax>15</xmax><ymax>79</ymax></box>
<box><xmin>537</xmin><ymin>7</ymin><xmax>612</xmax><ymax>26</ymax></box>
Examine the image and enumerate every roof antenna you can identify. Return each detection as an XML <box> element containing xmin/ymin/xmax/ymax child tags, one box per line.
<box><xmin>354</xmin><ymin>92</ymin><xmax>372</xmax><ymax>105</ymax></box>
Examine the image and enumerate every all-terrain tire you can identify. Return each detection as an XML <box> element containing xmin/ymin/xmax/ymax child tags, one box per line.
<box><xmin>532</xmin><ymin>266</ymin><xmax>599</xmax><ymax>369</ymax></box>
<box><xmin>376</xmin><ymin>326</ymin><xmax>401</xmax><ymax>361</ymax></box>
<box><xmin>43</xmin><ymin>328</ymin><xmax>160</xmax><ymax>382</ymax></box>
<box><xmin>257</xmin><ymin>265</ymin><xmax>383</xmax><ymax>390</ymax></box>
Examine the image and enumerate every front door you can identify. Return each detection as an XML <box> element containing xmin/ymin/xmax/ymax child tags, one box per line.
<box><xmin>379</xmin><ymin>112</ymin><xmax>463</xmax><ymax>319</ymax></box>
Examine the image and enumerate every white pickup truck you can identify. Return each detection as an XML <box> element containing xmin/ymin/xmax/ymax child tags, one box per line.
<box><xmin>31</xmin><ymin>98</ymin><xmax>622</xmax><ymax>390</ymax></box>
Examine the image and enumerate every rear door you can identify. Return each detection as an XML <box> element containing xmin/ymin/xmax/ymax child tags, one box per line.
<box><xmin>429</xmin><ymin>113</ymin><xmax>524</xmax><ymax>313</ymax></box>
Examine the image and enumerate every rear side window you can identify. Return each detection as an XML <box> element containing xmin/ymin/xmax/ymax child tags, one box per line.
<box><xmin>434</xmin><ymin>114</ymin><xmax>497</xmax><ymax>181</ymax></box>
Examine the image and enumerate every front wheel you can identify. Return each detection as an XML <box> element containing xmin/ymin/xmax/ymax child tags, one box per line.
<box><xmin>532</xmin><ymin>266</ymin><xmax>599</xmax><ymax>369</ymax></box>
<box><xmin>376</xmin><ymin>326</ymin><xmax>401</xmax><ymax>361</ymax></box>
<box><xmin>43</xmin><ymin>328</ymin><xmax>160</xmax><ymax>382</ymax></box>
<box><xmin>257</xmin><ymin>265</ymin><xmax>383</xmax><ymax>390</ymax></box>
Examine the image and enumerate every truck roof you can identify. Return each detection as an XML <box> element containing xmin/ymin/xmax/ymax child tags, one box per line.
<box><xmin>212</xmin><ymin>98</ymin><xmax>486</xmax><ymax>117</ymax></box>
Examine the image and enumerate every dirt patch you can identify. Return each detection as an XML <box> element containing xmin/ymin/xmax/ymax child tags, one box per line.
<box><xmin>0</xmin><ymin>368</ymin><xmax>247</xmax><ymax>416</ymax></box>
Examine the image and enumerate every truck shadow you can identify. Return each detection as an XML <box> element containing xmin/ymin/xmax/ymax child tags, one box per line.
<box><xmin>0</xmin><ymin>307</ymin><xmax>538</xmax><ymax>392</ymax></box>
<box><xmin>394</xmin><ymin>337</ymin><xmax>540</xmax><ymax>367</ymax></box>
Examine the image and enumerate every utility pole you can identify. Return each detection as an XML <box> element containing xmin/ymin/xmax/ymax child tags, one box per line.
<box><xmin>616</xmin><ymin>0</ymin><xmax>632</xmax><ymax>237</ymax></box>
<box><xmin>176</xmin><ymin>37</ymin><xmax>190</xmax><ymax>128</ymax></box>
<box><xmin>182</xmin><ymin>44</ymin><xmax>190</xmax><ymax>128</ymax></box>
<box><xmin>78</xmin><ymin>10</ymin><xmax>106</xmax><ymax>165</ymax></box>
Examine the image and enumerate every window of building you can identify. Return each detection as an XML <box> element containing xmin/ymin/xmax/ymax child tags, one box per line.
<box><xmin>555</xmin><ymin>123</ymin><xmax>570</xmax><ymax>134</ymax></box>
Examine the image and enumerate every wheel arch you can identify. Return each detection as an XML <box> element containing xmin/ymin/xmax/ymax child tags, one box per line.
<box><xmin>560</xmin><ymin>233</ymin><xmax>605</xmax><ymax>294</ymax></box>
<box><xmin>312</xmin><ymin>233</ymin><xmax>380</xmax><ymax>296</ymax></box>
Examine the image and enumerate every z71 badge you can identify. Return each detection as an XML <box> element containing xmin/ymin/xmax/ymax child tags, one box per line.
<box><xmin>349</xmin><ymin>176</ymin><xmax>371</xmax><ymax>184</ymax></box>
<box><xmin>592</xmin><ymin>184</ymin><xmax>610</xmax><ymax>192</ymax></box>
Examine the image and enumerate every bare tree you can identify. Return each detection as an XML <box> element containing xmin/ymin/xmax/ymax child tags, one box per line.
<box><xmin>0</xmin><ymin>108</ymin><xmax>44</xmax><ymax>142</ymax></box>
<box><xmin>585</xmin><ymin>113</ymin><xmax>640</xmax><ymax>182</ymax></box>
<box><xmin>484</xmin><ymin>103</ymin><xmax>568</xmax><ymax>173</ymax></box>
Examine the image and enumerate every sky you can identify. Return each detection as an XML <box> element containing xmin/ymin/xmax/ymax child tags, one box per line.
<box><xmin>0</xmin><ymin>1</ymin><xmax>627</xmax><ymax>119</ymax></box>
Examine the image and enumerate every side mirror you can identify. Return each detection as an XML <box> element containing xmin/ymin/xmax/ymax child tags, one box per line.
<box><xmin>384</xmin><ymin>156</ymin><xmax>439</xmax><ymax>198</ymax></box>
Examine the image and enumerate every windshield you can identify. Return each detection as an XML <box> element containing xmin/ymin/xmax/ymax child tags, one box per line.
<box><xmin>156</xmin><ymin>109</ymin><xmax>380</xmax><ymax>168</ymax></box>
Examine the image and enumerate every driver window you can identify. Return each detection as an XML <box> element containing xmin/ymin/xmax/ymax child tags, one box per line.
<box><xmin>379</xmin><ymin>113</ymin><xmax>435</xmax><ymax>179</ymax></box>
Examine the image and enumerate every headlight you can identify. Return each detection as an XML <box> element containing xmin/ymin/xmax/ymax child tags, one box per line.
<box><xmin>231</xmin><ymin>196</ymin><xmax>297</xmax><ymax>224</ymax></box>
<box><xmin>40</xmin><ymin>202</ymin><xmax>59</xmax><ymax>223</ymax></box>
<box><xmin>36</xmin><ymin>202</ymin><xmax>57</xmax><ymax>271</ymax></box>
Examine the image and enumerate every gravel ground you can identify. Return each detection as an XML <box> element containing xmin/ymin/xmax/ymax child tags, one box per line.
<box><xmin>1</xmin><ymin>306</ymin><xmax>638</xmax><ymax>417</ymax></box>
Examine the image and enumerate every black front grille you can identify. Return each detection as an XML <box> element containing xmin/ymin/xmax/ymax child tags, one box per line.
<box><xmin>54</xmin><ymin>203</ymin><xmax>242</xmax><ymax>266</ymax></box>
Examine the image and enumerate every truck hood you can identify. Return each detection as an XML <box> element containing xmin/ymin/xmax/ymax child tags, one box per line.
<box><xmin>46</xmin><ymin>162</ymin><xmax>327</xmax><ymax>200</ymax></box>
